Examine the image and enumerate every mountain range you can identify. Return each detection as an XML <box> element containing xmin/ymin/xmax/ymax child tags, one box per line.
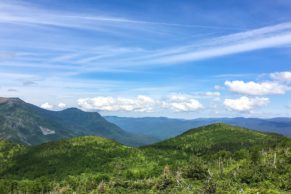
<box><xmin>0</xmin><ymin>97</ymin><xmax>157</xmax><ymax>146</ymax></box>
<box><xmin>105</xmin><ymin>116</ymin><xmax>291</xmax><ymax>141</ymax></box>
<box><xmin>1</xmin><ymin>97</ymin><xmax>290</xmax><ymax>147</ymax></box>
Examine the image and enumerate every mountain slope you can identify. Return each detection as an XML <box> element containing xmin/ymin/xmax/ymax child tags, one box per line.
<box><xmin>0</xmin><ymin>97</ymin><xmax>156</xmax><ymax>146</ymax></box>
<box><xmin>0</xmin><ymin>139</ymin><xmax>26</xmax><ymax>174</ymax></box>
<box><xmin>148</xmin><ymin>123</ymin><xmax>283</xmax><ymax>154</ymax></box>
<box><xmin>105</xmin><ymin>116</ymin><xmax>291</xmax><ymax>141</ymax></box>
<box><xmin>105</xmin><ymin>116</ymin><xmax>194</xmax><ymax>139</ymax></box>
<box><xmin>1</xmin><ymin>124</ymin><xmax>290</xmax><ymax>193</ymax></box>
<box><xmin>2</xmin><ymin>136</ymin><xmax>133</xmax><ymax>179</ymax></box>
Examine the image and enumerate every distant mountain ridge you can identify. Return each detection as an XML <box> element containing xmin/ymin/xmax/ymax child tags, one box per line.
<box><xmin>0</xmin><ymin>97</ymin><xmax>157</xmax><ymax>146</ymax></box>
<box><xmin>105</xmin><ymin>116</ymin><xmax>291</xmax><ymax>140</ymax></box>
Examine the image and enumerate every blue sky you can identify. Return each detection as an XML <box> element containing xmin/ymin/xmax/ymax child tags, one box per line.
<box><xmin>1</xmin><ymin>0</ymin><xmax>291</xmax><ymax>118</ymax></box>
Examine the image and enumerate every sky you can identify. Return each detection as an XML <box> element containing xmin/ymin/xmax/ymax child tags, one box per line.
<box><xmin>1</xmin><ymin>0</ymin><xmax>291</xmax><ymax>118</ymax></box>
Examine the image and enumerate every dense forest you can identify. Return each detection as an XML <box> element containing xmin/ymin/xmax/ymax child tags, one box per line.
<box><xmin>0</xmin><ymin>123</ymin><xmax>290</xmax><ymax>193</ymax></box>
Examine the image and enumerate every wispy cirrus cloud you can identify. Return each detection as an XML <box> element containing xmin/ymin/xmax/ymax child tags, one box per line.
<box><xmin>139</xmin><ymin>22</ymin><xmax>291</xmax><ymax>65</ymax></box>
<box><xmin>0</xmin><ymin>0</ymin><xmax>234</xmax><ymax>34</ymax></box>
<box><xmin>3</xmin><ymin>0</ymin><xmax>291</xmax><ymax>73</ymax></box>
<box><xmin>48</xmin><ymin>21</ymin><xmax>291</xmax><ymax>71</ymax></box>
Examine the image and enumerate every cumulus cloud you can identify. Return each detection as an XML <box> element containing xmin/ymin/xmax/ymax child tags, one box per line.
<box><xmin>78</xmin><ymin>94</ymin><xmax>203</xmax><ymax>113</ymax></box>
<box><xmin>57</xmin><ymin>103</ymin><xmax>66</xmax><ymax>109</ymax></box>
<box><xmin>40</xmin><ymin>102</ymin><xmax>54</xmax><ymax>110</ymax></box>
<box><xmin>270</xmin><ymin>71</ymin><xmax>291</xmax><ymax>83</ymax></box>
<box><xmin>77</xmin><ymin>95</ymin><xmax>156</xmax><ymax>112</ymax></box>
<box><xmin>166</xmin><ymin>94</ymin><xmax>203</xmax><ymax>112</ymax></box>
<box><xmin>224</xmin><ymin>96</ymin><xmax>269</xmax><ymax>112</ymax></box>
<box><xmin>225</xmin><ymin>80</ymin><xmax>290</xmax><ymax>95</ymax></box>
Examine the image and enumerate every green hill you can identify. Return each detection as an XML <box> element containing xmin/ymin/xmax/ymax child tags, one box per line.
<box><xmin>149</xmin><ymin>123</ymin><xmax>283</xmax><ymax>154</ymax></box>
<box><xmin>2</xmin><ymin>136</ymin><xmax>133</xmax><ymax>179</ymax></box>
<box><xmin>0</xmin><ymin>124</ymin><xmax>290</xmax><ymax>193</ymax></box>
<box><xmin>0</xmin><ymin>139</ymin><xmax>26</xmax><ymax>174</ymax></box>
<box><xmin>0</xmin><ymin>97</ymin><xmax>157</xmax><ymax>146</ymax></box>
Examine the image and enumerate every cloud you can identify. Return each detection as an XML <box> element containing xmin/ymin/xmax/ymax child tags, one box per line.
<box><xmin>270</xmin><ymin>71</ymin><xmax>291</xmax><ymax>83</ymax></box>
<box><xmin>204</xmin><ymin>92</ymin><xmax>220</xmax><ymax>97</ymax></box>
<box><xmin>224</xmin><ymin>96</ymin><xmax>269</xmax><ymax>112</ymax></box>
<box><xmin>77</xmin><ymin>95</ymin><xmax>157</xmax><ymax>112</ymax></box>
<box><xmin>57</xmin><ymin>103</ymin><xmax>66</xmax><ymax>109</ymax></box>
<box><xmin>22</xmin><ymin>81</ymin><xmax>37</xmax><ymax>86</ymax></box>
<box><xmin>0</xmin><ymin>51</ymin><xmax>17</xmax><ymax>59</ymax></box>
<box><xmin>166</xmin><ymin>94</ymin><xmax>203</xmax><ymax>112</ymax></box>
<box><xmin>141</xmin><ymin>22</ymin><xmax>291</xmax><ymax>65</ymax></box>
<box><xmin>7</xmin><ymin>88</ymin><xmax>17</xmax><ymax>92</ymax></box>
<box><xmin>214</xmin><ymin>85</ymin><xmax>224</xmax><ymax>90</ymax></box>
<box><xmin>3</xmin><ymin>0</ymin><xmax>291</xmax><ymax>72</ymax></box>
<box><xmin>40</xmin><ymin>102</ymin><xmax>54</xmax><ymax>110</ymax></box>
<box><xmin>0</xmin><ymin>1</ymin><xmax>214</xmax><ymax>35</ymax></box>
<box><xmin>225</xmin><ymin>80</ymin><xmax>290</xmax><ymax>95</ymax></box>
<box><xmin>77</xmin><ymin>94</ymin><xmax>203</xmax><ymax>113</ymax></box>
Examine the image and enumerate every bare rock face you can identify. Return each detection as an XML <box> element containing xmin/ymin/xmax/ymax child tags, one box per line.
<box><xmin>0</xmin><ymin>97</ymin><xmax>9</xmax><ymax>104</ymax></box>
<box><xmin>39</xmin><ymin>126</ymin><xmax>55</xmax><ymax>135</ymax></box>
<box><xmin>0</xmin><ymin>97</ymin><xmax>24</xmax><ymax>105</ymax></box>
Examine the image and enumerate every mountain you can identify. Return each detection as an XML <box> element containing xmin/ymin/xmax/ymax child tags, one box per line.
<box><xmin>0</xmin><ymin>97</ymin><xmax>157</xmax><ymax>146</ymax></box>
<box><xmin>105</xmin><ymin>116</ymin><xmax>196</xmax><ymax>139</ymax></box>
<box><xmin>105</xmin><ymin>116</ymin><xmax>291</xmax><ymax>140</ymax></box>
<box><xmin>149</xmin><ymin>123</ymin><xmax>283</xmax><ymax>154</ymax></box>
<box><xmin>1</xmin><ymin>124</ymin><xmax>290</xmax><ymax>193</ymax></box>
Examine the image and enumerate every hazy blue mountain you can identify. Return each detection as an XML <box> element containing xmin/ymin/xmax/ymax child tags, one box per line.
<box><xmin>0</xmin><ymin>97</ymin><xmax>157</xmax><ymax>146</ymax></box>
<box><xmin>105</xmin><ymin>116</ymin><xmax>291</xmax><ymax>140</ymax></box>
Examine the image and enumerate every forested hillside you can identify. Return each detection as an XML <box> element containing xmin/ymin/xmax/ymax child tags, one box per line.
<box><xmin>0</xmin><ymin>124</ymin><xmax>290</xmax><ymax>193</ymax></box>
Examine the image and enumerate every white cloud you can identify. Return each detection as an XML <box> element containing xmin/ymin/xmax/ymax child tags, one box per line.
<box><xmin>143</xmin><ymin>22</ymin><xmax>291</xmax><ymax>65</ymax></box>
<box><xmin>77</xmin><ymin>95</ymin><xmax>156</xmax><ymax>112</ymax></box>
<box><xmin>270</xmin><ymin>71</ymin><xmax>291</xmax><ymax>83</ymax></box>
<box><xmin>225</xmin><ymin>80</ymin><xmax>290</xmax><ymax>95</ymax></box>
<box><xmin>168</xmin><ymin>94</ymin><xmax>189</xmax><ymax>101</ymax></box>
<box><xmin>166</xmin><ymin>94</ymin><xmax>203</xmax><ymax>112</ymax></box>
<box><xmin>3</xmin><ymin>0</ymin><xmax>291</xmax><ymax>72</ymax></box>
<box><xmin>288</xmin><ymin>103</ymin><xmax>291</xmax><ymax>108</ymax></box>
<box><xmin>224</xmin><ymin>96</ymin><xmax>269</xmax><ymax>112</ymax></box>
<box><xmin>169</xmin><ymin>100</ymin><xmax>203</xmax><ymax>112</ymax></box>
<box><xmin>57</xmin><ymin>103</ymin><xmax>66</xmax><ymax>109</ymax></box>
<box><xmin>78</xmin><ymin>94</ymin><xmax>203</xmax><ymax>113</ymax></box>
<box><xmin>214</xmin><ymin>85</ymin><xmax>223</xmax><ymax>90</ymax></box>
<box><xmin>205</xmin><ymin>92</ymin><xmax>221</xmax><ymax>97</ymax></box>
<box><xmin>40</xmin><ymin>102</ymin><xmax>54</xmax><ymax>110</ymax></box>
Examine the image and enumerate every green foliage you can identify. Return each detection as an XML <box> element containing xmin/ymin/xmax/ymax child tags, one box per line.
<box><xmin>0</xmin><ymin>123</ymin><xmax>290</xmax><ymax>193</ymax></box>
<box><xmin>150</xmin><ymin>123</ymin><xmax>282</xmax><ymax>155</ymax></box>
<box><xmin>181</xmin><ymin>156</ymin><xmax>208</xmax><ymax>180</ymax></box>
<box><xmin>0</xmin><ymin>140</ymin><xmax>26</xmax><ymax>174</ymax></box>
